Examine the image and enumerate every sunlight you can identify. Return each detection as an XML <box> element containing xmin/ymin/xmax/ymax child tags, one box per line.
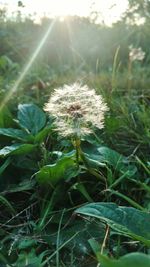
<box><xmin>0</xmin><ymin>19</ymin><xmax>57</xmax><ymax>111</ymax></box>
<box><xmin>1</xmin><ymin>0</ymin><xmax>128</xmax><ymax>25</ymax></box>
<box><xmin>25</xmin><ymin>0</ymin><xmax>92</xmax><ymax>18</ymax></box>
<box><xmin>25</xmin><ymin>0</ymin><xmax>128</xmax><ymax>24</ymax></box>
<box><xmin>0</xmin><ymin>0</ymin><xmax>128</xmax><ymax>110</ymax></box>
<box><xmin>35</xmin><ymin>0</ymin><xmax>81</xmax><ymax>17</ymax></box>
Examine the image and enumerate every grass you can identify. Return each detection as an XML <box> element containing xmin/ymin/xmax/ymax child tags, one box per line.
<box><xmin>0</xmin><ymin>62</ymin><xmax>150</xmax><ymax>266</ymax></box>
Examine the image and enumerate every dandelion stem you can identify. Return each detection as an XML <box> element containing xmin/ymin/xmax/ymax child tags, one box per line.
<box><xmin>74</xmin><ymin>137</ymin><xmax>81</xmax><ymax>169</ymax></box>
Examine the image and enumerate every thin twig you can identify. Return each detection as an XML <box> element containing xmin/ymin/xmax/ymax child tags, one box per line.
<box><xmin>101</xmin><ymin>224</ymin><xmax>110</xmax><ymax>254</ymax></box>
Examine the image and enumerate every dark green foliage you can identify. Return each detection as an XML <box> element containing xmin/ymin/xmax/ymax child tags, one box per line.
<box><xmin>0</xmin><ymin>94</ymin><xmax>149</xmax><ymax>266</ymax></box>
<box><xmin>18</xmin><ymin>104</ymin><xmax>46</xmax><ymax>135</ymax></box>
<box><xmin>0</xmin><ymin>6</ymin><xmax>150</xmax><ymax>266</ymax></box>
<box><xmin>93</xmin><ymin>251</ymin><xmax>150</xmax><ymax>267</ymax></box>
<box><xmin>75</xmin><ymin>203</ymin><xmax>150</xmax><ymax>245</ymax></box>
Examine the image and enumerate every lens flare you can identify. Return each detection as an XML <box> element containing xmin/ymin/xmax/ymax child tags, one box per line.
<box><xmin>0</xmin><ymin>19</ymin><xmax>57</xmax><ymax>111</ymax></box>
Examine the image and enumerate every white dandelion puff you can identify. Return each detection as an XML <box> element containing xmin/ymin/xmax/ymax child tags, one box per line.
<box><xmin>129</xmin><ymin>45</ymin><xmax>145</xmax><ymax>62</ymax></box>
<box><xmin>44</xmin><ymin>83</ymin><xmax>108</xmax><ymax>138</ymax></box>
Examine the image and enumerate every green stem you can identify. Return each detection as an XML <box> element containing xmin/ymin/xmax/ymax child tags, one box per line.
<box><xmin>107</xmin><ymin>189</ymin><xmax>146</xmax><ymax>211</ymax></box>
<box><xmin>72</xmin><ymin>137</ymin><xmax>105</xmax><ymax>182</ymax></box>
<box><xmin>128</xmin><ymin>58</ymin><xmax>132</xmax><ymax>91</ymax></box>
<box><xmin>75</xmin><ymin>138</ymin><xmax>80</xmax><ymax>169</ymax></box>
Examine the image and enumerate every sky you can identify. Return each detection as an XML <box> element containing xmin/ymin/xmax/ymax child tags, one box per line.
<box><xmin>0</xmin><ymin>0</ymin><xmax>128</xmax><ymax>25</ymax></box>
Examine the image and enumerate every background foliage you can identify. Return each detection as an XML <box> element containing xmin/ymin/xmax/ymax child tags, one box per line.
<box><xmin>0</xmin><ymin>1</ymin><xmax>150</xmax><ymax>266</ymax></box>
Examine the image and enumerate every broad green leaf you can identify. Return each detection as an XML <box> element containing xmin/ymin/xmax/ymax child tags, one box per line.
<box><xmin>97</xmin><ymin>147</ymin><xmax>137</xmax><ymax>176</ymax></box>
<box><xmin>83</xmin><ymin>146</ymin><xmax>137</xmax><ymax>177</ymax></box>
<box><xmin>36</xmin><ymin>152</ymin><xmax>77</xmax><ymax>185</ymax></box>
<box><xmin>0</xmin><ymin>144</ymin><xmax>36</xmax><ymax>157</ymax></box>
<box><xmin>75</xmin><ymin>202</ymin><xmax>150</xmax><ymax>246</ymax></box>
<box><xmin>18</xmin><ymin>104</ymin><xmax>46</xmax><ymax>135</ymax></box>
<box><xmin>12</xmin><ymin>156</ymin><xmax>38</xmax><ymax>170</ymax></box>
<box><xmin>2</xmin><ymin>180</ymin><xmax>36</xmax><ymax>194</ymax></box>
<box><xmin>97</xmin><ymin>253</ymin><xmax>150</xmax><ymax>267</ymax></box>
<box><xmin>0</xmin><ymin>128</ymin><xmax>30</xmax><ymax>141</ymax></box>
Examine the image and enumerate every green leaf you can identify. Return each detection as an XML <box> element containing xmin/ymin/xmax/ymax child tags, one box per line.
<box><xmin>12</xmin><ymin>156</ymin><xmax>38</xmax><ymax>170</ymax></box>
<box><xmin>88</xmin><ymin>238</ymin><xmax>100</xmax><ymax>256</ymax></box>
<box><xmin>0</xmin><ymin>55</ymin><xmax>13</xmax><ymax>70</ymax></box>
<box><xmin>75</xmin><ymin>202</ymin><xmax>150</xmax><ymax>246</ymax></box>
<box><xmin>18</xmin><ymin>104</ymin><xmax>46</xmax><ymax>135</ymax></box>
<box><xmin>0</xmin><ymin>195</ymin><xmax>16</xmax><ymax>214</ymax></box>
<box><xmin>84</xmin><ymin>146</ymin><xmax>137</xmax><ymax>177</ymax></box>
<box><xmin>34</xmin><ymin>125</ymin><xmax>51</xmax><ymax>143</ymax></box>
<box><xmin>0</xmin><ymin>252</ymin><xmax>8</xmax><ymax>265</ymax></box>
<box><xmin>18</xmin><ymin>239</ymin><xmax>37</xmax><ymax>250</ymax></box>
<box><xmin>2</xmin><ymin>179</ymin><xmax>36</xmax><ymax>194</ymax></box>
<box><xmin>0</xmin><ymin>128</ymin><xmax>30</xmax><ymax>141</ymax></box>
<box><xmin>105</xmin><ymin>116</ymin><xmax>121</xmax><ymax>134</ymax></box>
<box><xmin>0</xmin><ymin>158</ymin><xmax>11</xmax><ymax>176</ymax></box>
<box><xmin>0</xmin><ymin>106</ymin><xmax>13</xmax><ymax>128</ymax></box>
<box><xmin>36</xmin><ymin>152</ymin><xmax>77</xmax><ymax>185</ymax></box>
<box><xmin>13</xmin><ymin>249</ymin><xmax>46</xmax><ymax>267</ymax></box>
<box><xmin>97</xmin><ymin>253</ymin><xmax>150</xmax><ymax>267</ymax></box>
<box><xmin>0</xmin><ymin>144</ymin><xmax>36</xmax><ymax>157</ymax></box>
<box><xmin>38</xmin><ymin>184</ymin><xmax>65</xmax><ymax>230</ymax></box>
<box><xmin>71</xmin><ymin>182</ymin><xmax>93</xmax><ymax>202</ymax></box>
<box><xmin>107</xmin><ymin>189</ymin><xmax>145</xmax><ymax>211</ymax></box>
<box><xmin>45</xmin><ymin>220</ymin><xmax>105</xmax><ymax>255</ymax></box>
<box><xmin>97</xmin><ymin>147</ymin><xmax>136</xmax><ymax>176</ymax></box>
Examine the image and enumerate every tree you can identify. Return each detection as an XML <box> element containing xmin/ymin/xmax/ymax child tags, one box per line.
<box><xmin>125</xmin><ymin>0</ymin><xmax>150</xmax><ymax>23</ymax></box>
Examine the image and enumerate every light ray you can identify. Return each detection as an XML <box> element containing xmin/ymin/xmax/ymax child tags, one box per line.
<box><xmin>0</xmin><ymin>18</ymin><xmax>57</xmax><ymax>111</ymax></box>
<box><xmin>65</xmin><ymin>19</ymin><xmax>86</xmax><ymax>69</ymax></box>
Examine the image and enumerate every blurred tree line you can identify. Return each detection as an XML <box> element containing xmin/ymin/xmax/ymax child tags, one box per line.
<box><xmin>0</xmin><ymin>0</ymin><xmax>150</xmax><ymax>75</ymax></box>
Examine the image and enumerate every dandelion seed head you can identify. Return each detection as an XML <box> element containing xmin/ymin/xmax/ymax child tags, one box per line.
<box><xmin>129</xmin><ymin>45</ymin><xmax>145</xmax><ymax>62</ymax></box>
<box><xmin>44</xmin><ymin>83</ymin><xmax>108</xmax><ymax>138</ymax></box>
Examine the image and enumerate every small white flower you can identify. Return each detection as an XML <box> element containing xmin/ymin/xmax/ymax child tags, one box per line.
<box><xmin>129</xmin><ymin>45</ymin><xmax>145</xmax><ymax>62</ymax></box>
<box><xmin>44</xmin><ymin>83</ymin><xmax>108</xmax><ymax>138</ymax></box>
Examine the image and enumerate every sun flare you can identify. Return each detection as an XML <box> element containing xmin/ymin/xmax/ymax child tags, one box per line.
<box><xmin>26</xmin><ymin>0</ymin><xmax>91</xmax><ymax>17</ymax></box>
<box><xmin>1</xmin><ymin>0</ymin><xmax>128</xmax><ymax>25</ymax></box>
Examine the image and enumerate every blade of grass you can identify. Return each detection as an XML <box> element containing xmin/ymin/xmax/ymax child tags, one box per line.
<box><xmin>38</xmin><ymin>184</ymin><xmax>62</xmax><ymax>230</ymax></box>
<box><xmin>129</xmin><ymin>178</ymin><xmax>150</xmax><ymax>194</ymax></box>
<box><xmin>111</xmin><ymin>45</ymin><xmax>120</xmax><ymax>91</ymax></box>
<box><xmin>0</xmin><ymin>157</ymin><xmax>11</xmax><ymax>176</ymax></box>
<box><xmin>106</xmin><ymin>189</ymin><xmax>145</xmax><ymax>211</ymax></box>
<box><xmin>42</xmin><ymin>231</ymin><xmax>79</xmax><ymax>266</ymax></box>
<box><xmin>136</xmin><ymin>156</ymin><xmax>150</xmax><ymax>175</ymax></box>
<box><xmin>0</xmin><ymin>195</ymin><xmax>16</xmax><ymax>214</ymax></box>
<box><xmin>73</xmin><ymin>182</ymin><xmax>93</xmax><ymax>202</ymax></box>
<box><xmin>56</xmin><ymin>209</ymin><xmax>65</xmax><ymax>267</ymax></box>
<box><xmin>109</xmin><ymin>171</ymin><xmax>130</xmax><ymax>189</ymax></box>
